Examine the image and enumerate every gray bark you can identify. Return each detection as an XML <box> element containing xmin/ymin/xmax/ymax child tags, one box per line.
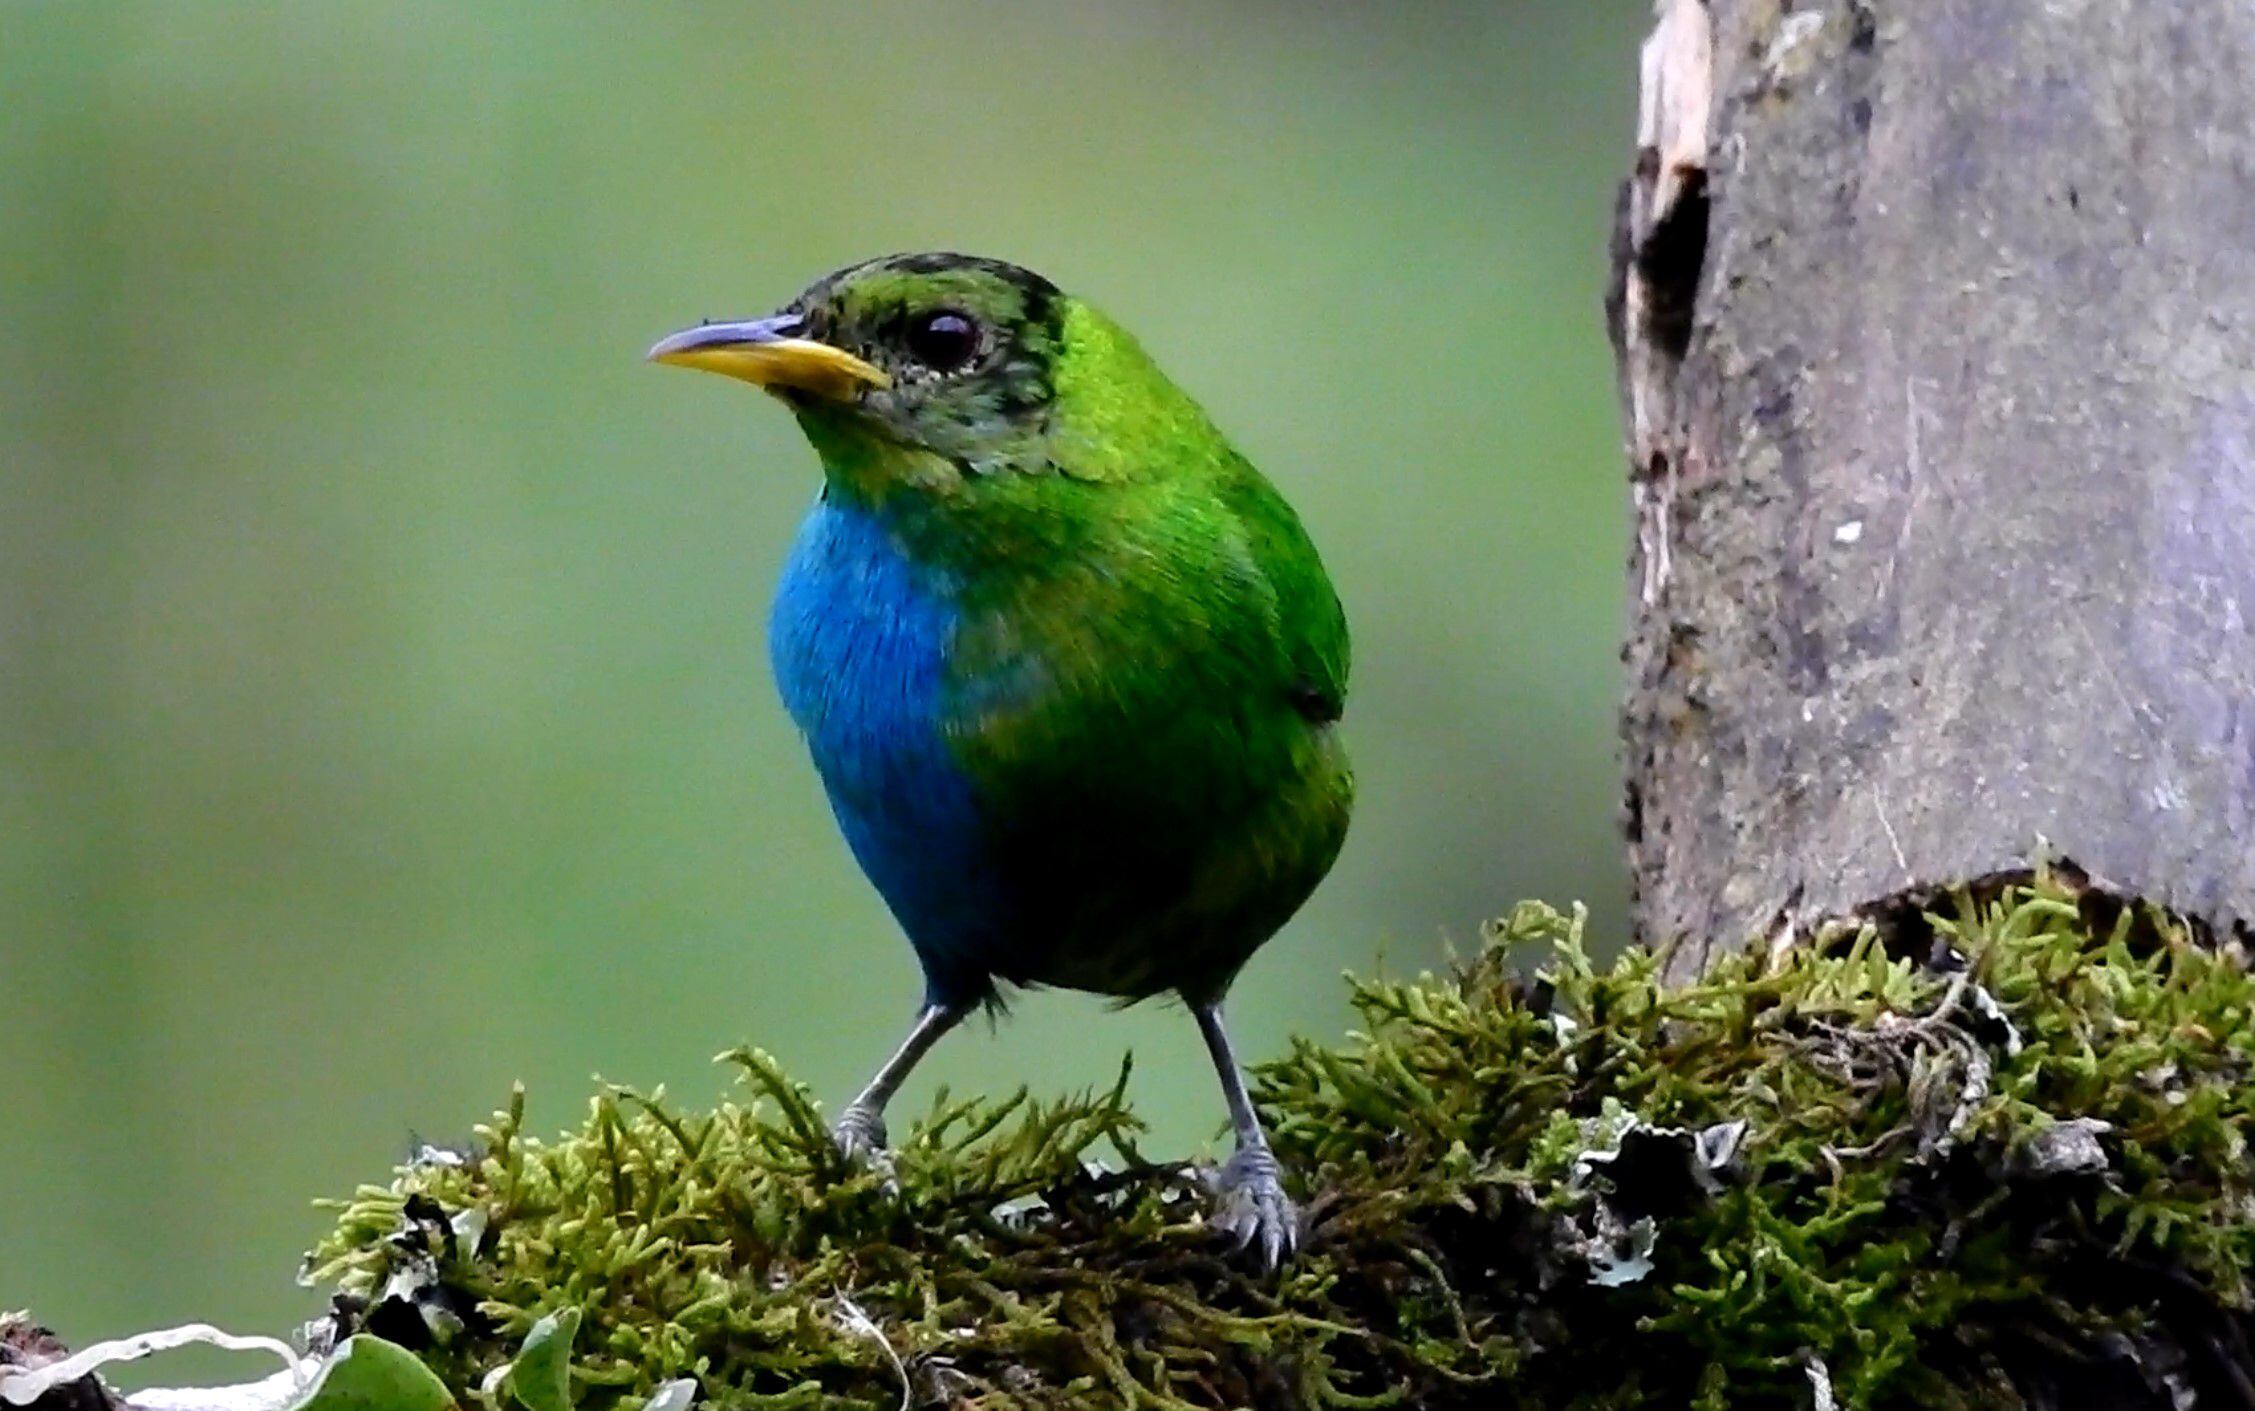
<box><xmin>1612</xmin><ymin>0</ymin><xmax>2255</xmax><ymax>979</ymax></box>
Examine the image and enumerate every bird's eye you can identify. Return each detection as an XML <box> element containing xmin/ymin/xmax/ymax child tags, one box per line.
<box><xmin>906</xmin><ymin>310</ymin><xmax>980</xmax><ymax>372</ymax></box>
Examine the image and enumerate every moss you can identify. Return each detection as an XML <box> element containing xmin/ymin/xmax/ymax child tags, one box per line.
<box><xmin>305</xmin><ymin>867</ymin><xmax>2255</xmax><ymax>1409</ymax></box>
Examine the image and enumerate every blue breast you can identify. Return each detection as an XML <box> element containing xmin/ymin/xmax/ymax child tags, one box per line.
<box><xmin>768</xmin><ymin>493</ymin><xmax>1008</xmax><ymax>1005</ymax></box>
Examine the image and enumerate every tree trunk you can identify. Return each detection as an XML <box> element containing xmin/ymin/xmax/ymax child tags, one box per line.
<box><xmin>1612</xmin><ymin>0</ymin><xmax>2255</xmax><ymax>981</ymax></box>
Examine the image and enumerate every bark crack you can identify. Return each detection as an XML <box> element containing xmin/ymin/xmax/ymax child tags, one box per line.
<box><xmin>1610</xmin><ymin>0</ymin><xmax>1715</xmax><ymax>609</ymax></box>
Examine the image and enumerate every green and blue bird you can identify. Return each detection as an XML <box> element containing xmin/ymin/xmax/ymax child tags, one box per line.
<box><xmin>649</xmin><ymin>253</ymin><xmax>1350</xmax><ymax>1263</ymax></box>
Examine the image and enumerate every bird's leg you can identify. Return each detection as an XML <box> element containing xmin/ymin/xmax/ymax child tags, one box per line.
<box><xmin>1192</xmin><ymin>1000</ymin><xmax>1298</xmax><ymax>1267</ymax></box>
<box><xmin>834</xmin><ymin>1002</ymin><xmax>965</xmax><ymax>1166</ymax></box>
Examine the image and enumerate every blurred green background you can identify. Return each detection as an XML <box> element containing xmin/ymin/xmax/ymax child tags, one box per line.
<box><xmin>0</xmin><ymin>0</ymin><xmax>1642</xmax><ymax>1353</ymax></box>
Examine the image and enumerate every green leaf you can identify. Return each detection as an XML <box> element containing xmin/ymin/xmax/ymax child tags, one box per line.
<box><xmin>292</xmin><ymin>1336</ymin><xmax>454</xmax><ymax>1411</ymax></box>
<box><xmin>508</xmin><ymin>1309</ymin><xmax>582</xmax><ymax>1411</ymax></box>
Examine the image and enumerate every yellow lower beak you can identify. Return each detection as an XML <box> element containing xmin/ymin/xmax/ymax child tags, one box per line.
<box><xmin>646</xmin><ymin>317</ymin><xmax>889</xmax><ymax>401</ymax></box>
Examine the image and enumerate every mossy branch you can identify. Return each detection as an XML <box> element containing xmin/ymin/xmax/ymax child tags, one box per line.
<box><xmin>279</xmin><ymin>866</ymin><xmax>2255</xmax><ymax>1411</ymax></box>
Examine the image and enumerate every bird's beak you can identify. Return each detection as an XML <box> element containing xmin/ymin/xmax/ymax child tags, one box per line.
<box><xmin>645</xmin><ymin>314</ymin><xmax>889</xmax><ymax>400</ymax></box>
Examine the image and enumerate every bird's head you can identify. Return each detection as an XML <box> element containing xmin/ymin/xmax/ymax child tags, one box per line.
<box><xmin>650</xmin><ymin>253</ymin><xmax>1109</xmax><ymax>495</ymax></box>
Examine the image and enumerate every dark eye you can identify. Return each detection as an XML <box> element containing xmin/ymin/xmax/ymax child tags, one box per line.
<box><xmin>906</xmin><ymin>310</ymin><xmax>980</xmax><ymax>372</ymax></box>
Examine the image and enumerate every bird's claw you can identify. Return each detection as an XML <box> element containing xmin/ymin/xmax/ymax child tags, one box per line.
<box><xmin>1205</xmin><ymin>1143</ymin><xmax>1298</xmax><ymax>1269</ymax></box>
<box><xmin>832</xmin><ymin>1104</ymin><xmax>892</xmax><ymax>1173</ymax></box>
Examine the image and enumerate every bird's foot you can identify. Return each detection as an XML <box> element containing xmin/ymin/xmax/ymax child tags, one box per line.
<box><xmin>1204</xmin><ymin>1143</ymin><xmax>1299</xmax><ymax>1269</ymax></box>
<box><xmin>832</xmin><ymin>1104</ymin><xmax>893</xmax><ymax>1174</ymax></box>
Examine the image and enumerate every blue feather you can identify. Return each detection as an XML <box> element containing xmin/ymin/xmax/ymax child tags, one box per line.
<box><xmin>768</xmin><ymin>492</ymin><xmax>1009</xmax><ymax>1006</ymax></box>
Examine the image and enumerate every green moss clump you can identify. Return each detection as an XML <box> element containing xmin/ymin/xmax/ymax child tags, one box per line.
<box><xmin>304</xmin><ymin>869</ymin><xmax>2255</xmax><ymax>1410</ymax></box>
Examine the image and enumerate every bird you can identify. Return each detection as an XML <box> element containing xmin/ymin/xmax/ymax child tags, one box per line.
<box><xmin>648</xmin><ymin>253</ymin><xmax>1351</xmax><ymax>1264</ymax></box>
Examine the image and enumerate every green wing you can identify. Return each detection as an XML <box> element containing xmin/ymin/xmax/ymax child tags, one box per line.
<box><xmin>933</xmin><ymin>444</ymin><xmax>1352</xmax><ymax>997</ymax></box>
<box><xmin>1217</xmin><ymin>453</ymin><xmax>1350</xmax><ymax>724</ymax></box>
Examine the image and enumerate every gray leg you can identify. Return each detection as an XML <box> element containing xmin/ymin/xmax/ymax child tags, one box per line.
<box><xmin>835</xmin><ymin>1002</ymin><xmax>965</xmax><ymax>1164</ymax></box>
<box><xmin>1193</xmin><ymin>1000</ymin><xmax>1298</xmax><ymax>1267</ymax></box>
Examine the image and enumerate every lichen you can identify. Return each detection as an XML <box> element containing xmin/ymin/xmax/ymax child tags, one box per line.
<box><xmin>304</xmin><ymin>867</ymin><xmax>2255</xmax><ymax>1409</ymax></box>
